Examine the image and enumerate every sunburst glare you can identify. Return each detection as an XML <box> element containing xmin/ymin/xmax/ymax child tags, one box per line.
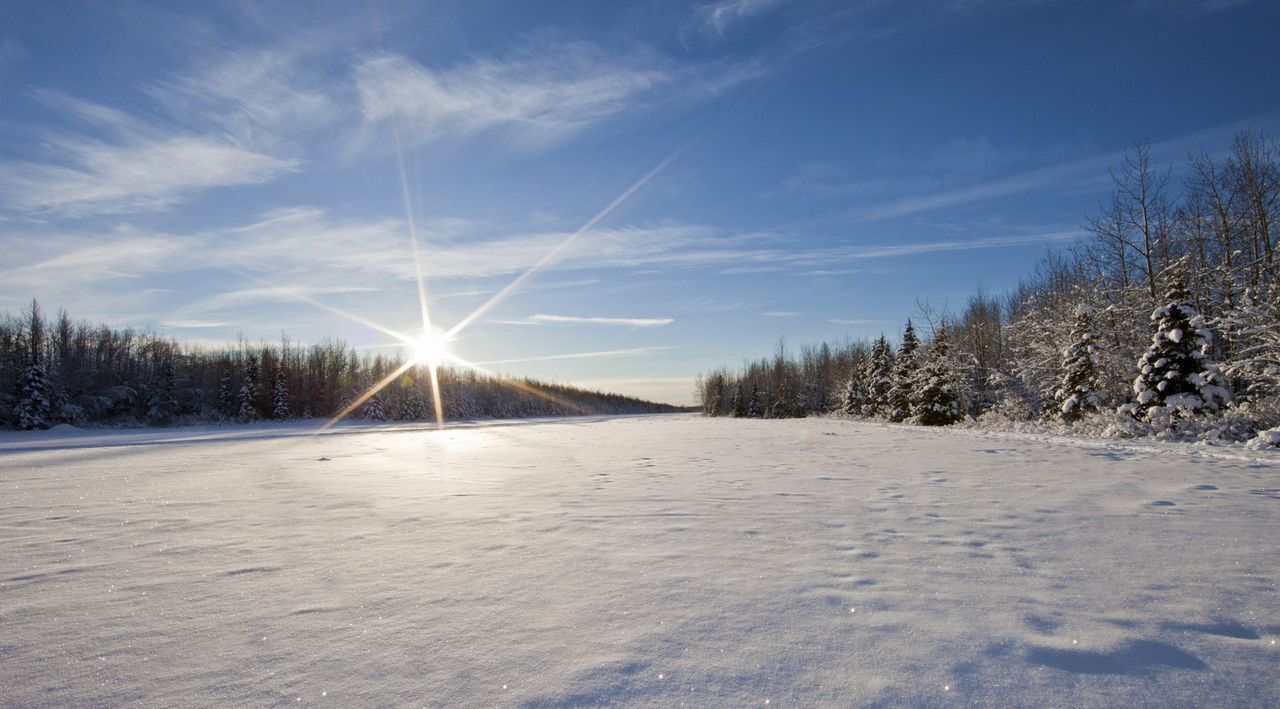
<box><xmin>409</xmin><ymin>327</ymin><xmax>452</xmax><ymax>368</ymax></box>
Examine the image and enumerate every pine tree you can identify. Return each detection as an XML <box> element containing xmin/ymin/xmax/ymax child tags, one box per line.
<box><xmin>146</xmin><ymin>360</ymin><xmax>178</xmax><ymax>426</ymax></box>
<box><xmin>364</xmin><ymin>393</ymin><xmax>387</xmax><ymax>421</ymax></box>
<box><xmin>862</xmin><ymin>336</ymin><xmax>894</xmax><ymax>418</ymax></box>
<box><xmin>218</xmin><ymin>373</ymin><xmax>235</xmax><ymax>418</ymax></box>
<box><xmin>911</xmin><ymin>322</ymin><xmax>963</xmax><ymax>426</ymax></box>
<box><xmin>1128</xmin><ymin>269</ymin><xmax>1231</xmax><ymax>419</ymax></box>
<box><xmin>14</xmin><ymin>362</ymin><xmax>53</xmax><ymax>430</ymax></box>
<box><xmin>272</xmin><ymin>367</ymin><xmax>290</xmax><ymax>419</ymax></box>
<box><xmin>841</xmin><ymin>367</ymin><xmax>865</xmax><ymax>416</ymax></box>
<box><xmin>397</xmin><ymin>386</ymin><xmax>429</xmax><ymax>420</ymax></box>
<box><xmin>1056</xmin><ymin>304</ymin><xmax>1103</xmax><ymax>422</ymax></box>
<box><xmin>887</xmin><ymin>321</ymin><xmax>920</xmax><ymax>422</ymax></box>
<box><xmin>238</xmin><ymin>356</ymin><xmax>261</xmax><ymax>422</ymax></box>
<box><xmin>746</xmin><ymin>383</ymin><xmax>761</xmax><ymax>418</ymax></box>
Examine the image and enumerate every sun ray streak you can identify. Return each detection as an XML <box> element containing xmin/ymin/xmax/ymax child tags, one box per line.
<box><xmin>318</xmin><ymin>359</ymin><xmax>417</xmax><ymax>432</ymax></box>
<box><xmin>392</xmin><ymin>122</ymin><xmax>434</xmax><ymax>334</ymax></box>
<box><xmin>427</xmin><ymin>362</ymin><xmax>445</xmax><ymax>429</ymax></box>
<box><xmin>443</xmin><ymin>353</ymin><xmax>591</xmax><ymax>415</ymax></box>
<box><xmin>445</xmin><ymin>145</ymin><xmax>689</xmax><ymax>339</ymax></box>
<box><xmin>224</xmin><ymin>268</ymin><xmax>414</xmax><ymax>344</ymax></box>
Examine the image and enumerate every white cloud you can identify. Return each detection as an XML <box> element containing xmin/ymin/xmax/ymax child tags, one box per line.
<box><xmin>353</xmin><ymin>44</ymin><xmax>669</xmax><ymax>151</ymax></box>
<box><xmin>0</xmin><ymin>135</ymin><xmax>296</xmax><ymax>217</ymax></box>
<box><xmin>475</xmin><ymin>346</ymin><xmax>672</xmax><ymax>366</ymax></box>
<box><xmin>0</xmin><ymin>45</ymin><xmax>338</xmax><ymax>218</ymax></box>
<box><xmin>761</xmin><ymin>311</ymin><xmax>800</xmax><ymax>318</ymax></box>
<box><xmin>698</xmin><ymin>0</ymin><xmax>787</xmax><ymax>35</ymax></box>
<box><xmin>144</xmin><ymin>47</ymin><xmax>340</xmax><ymax>150</ymax></box>
<box><xmin>495</xmin><ymin>314</ymin><xmax>674</xmax><ymax>328</ymax></box>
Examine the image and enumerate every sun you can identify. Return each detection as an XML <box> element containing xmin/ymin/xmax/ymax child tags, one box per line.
<box><xmin>409</xmin><ymin>328</ymin><xmax>452</xmax><ymax>368</ymax></box>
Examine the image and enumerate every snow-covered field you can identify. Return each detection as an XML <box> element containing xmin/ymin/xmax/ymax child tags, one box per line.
<box><xmin>2</xmin><ymin>415</ymin><xmax>1278</xmax><ymax>707</ymax></box>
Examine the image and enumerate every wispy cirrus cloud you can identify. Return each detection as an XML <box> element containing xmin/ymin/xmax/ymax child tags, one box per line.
<box><xmin>0</xmin><ymin>91</ymin><xmax>297</xmax><ymax>217</ymax></box>
<box><xmin>697</xmin><ymin>0</ymin><xmax>787</xmax><ymax>35</ymax></box>
<box><xmin>143</xmin><ymin>47</ymin><xmax>340</xmax><ymax>150</ymax></box>
<box><xmin>818</xmin><ymin>114</ymin><xmax>1280</xmax><ymax>223</ymax></box>
<box><xmin>353</xmin><ymin>43</ymin><xmax>669</xmax><ymax>151</ymax></box>
<box><xmin>475</xmin><ymin>346</ymin><xmax>672</xmax><ymax>366</ymax></box>
<box><xmin>495</xmin><ymin>314</ymin><xmax>675</xmax><ymax>328</ymax></box>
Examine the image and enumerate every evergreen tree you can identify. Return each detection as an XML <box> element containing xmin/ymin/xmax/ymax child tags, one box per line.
<box><xmin>14</xmin><ymin>362</ymin><xmax>53</xmax><ymax>430</ymax></box>
<box><xmin>272</xmin><ymin>367</ymin><xmax>290</xmax><ymax>419</ymax></box>
<box><xmin>218</xmin><ymin>373</ymin><xmax>235</xmax><ymax>419</ymax></box>
<box><xmin>146</xmin><ymin>360</ymin><xmax>178</xmax><ymax>426</ymax></box>
<box><xmin>1128</xmin><ymin>270</ymin><xmax>1231</xmax><ymax>419</ymax></box>
<box><xmin>238</xmin><ymin>356</ymin><xmax>261</xmax><ymax>421</ymax></box>
<box><xmin>397</xmin><ymin>386</ymin><xmax>429</xmax><ymax>420</ymax></box>
<box><xmin>364</xmin><ymin>392</ymin><xmax>387</xmax><ymax>421</ymax></box>
<box><xmin>841</xmin><ymin>367</ymin><xmax>865</xmax><ymax>416</ymax></box>
<box><xmin>1056</xmin><ymin>304</ymin><xmax>1103</xmax><ymax>422</ymax></box>
<box><xmin>746</xmin><ymin>383</ymin><xmax>761</xmax><ymax>418</ymax></box>
<box><xmin>732</xmin><ymin>381</ymin><xmax>746</xmax><ymax>417</ymax></box>
<box><xmin>862</xmin><ymin>336</ymin><xmax>894</xmax><ymax>418</ymax></box>
<box><xmin>887</xmin><ymin>321</ymin><xmax>920</xmax><ymax>422</ymax></box>
<box><xmin>911</xmin><ymin>322</ymin><xmax>963</xmax><ymax>426</ymax></box>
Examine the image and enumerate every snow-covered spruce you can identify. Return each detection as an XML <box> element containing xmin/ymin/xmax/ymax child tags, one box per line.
<box><xmin>271</xmin><ymin>367</ymin><xmax>290</xmax><ymax>420</ymax></box>
<box><xmin>237</xmin><ymin>356</ymin><xmax>261</xmax><ymax>422</ymax></box>
<box><xmin>1056</xmin><ymin>304</ymin><xmax>1103</xmax><ymax>422</ymax></box>
<box><xmin>910</xmin><ymin>321</ymin><xmax>963</xmax><ymax>426</ymax></box>
<box><xmin>840</xmin><ymin>369</ymin><xmax>864</xmax><ymax>416</ymax></box>
<box><xmin>397</xmin><ymin>386</ymin><xmax>429</xmax><ymax>420</ymax></box>
<box><xmin>1125</xmin><ymin>271</ymin><xmax>1230</xmax><ymax>421</ymax></box>
<box><xmin>860</xmin><ymin>335</ymin><xmax>894</xmax><ymax>418</ymax></box>
<box><xmin>146</xmin><ymin>360</ymin><xmax>178</xmax><ymax>426</ymax></box>
<box><xmin>14</xmin><ymin>362</ymin><xmax>53</xmax><ymax>430</ymax></box>
<box><xmin>887</xmin><ymin>320</ymin><xmax>920</xmax><ymax>423</ymax></box>
<box><xmin>363</xmin><ymin>392</ymin><xmax>387</xmax><ymax>421</ymax></box>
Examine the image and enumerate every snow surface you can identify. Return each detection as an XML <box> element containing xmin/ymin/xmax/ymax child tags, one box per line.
<box><xmin>2</xmin><ymin>415</ymin><xmax>1278</xmax><ymax>707</ymax></box>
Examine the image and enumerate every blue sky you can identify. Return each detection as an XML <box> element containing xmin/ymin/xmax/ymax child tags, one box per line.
<box><xmin>2</xmin><ymin>0</ymin><xmax>1277</xmax><ymax>404</ymax></box>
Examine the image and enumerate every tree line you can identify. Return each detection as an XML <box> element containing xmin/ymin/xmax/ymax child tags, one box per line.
<box><xmin>698</xmin><ymin>130</ymin><xmax>1280</xmax><ymax>445</ymax></box>
<box><xmin>1</xmin><ymin>303</ymin><xmax>679</xmax><ymax>430</ymax></box>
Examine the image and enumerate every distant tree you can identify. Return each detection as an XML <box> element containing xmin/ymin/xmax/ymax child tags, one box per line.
<box><xmin>147</xmin><ymin>360</ymin><xmax>178</xmax><ymax>426</ymax></box>
<box><xmin>1056</xmin><ymin>305</ymin><xmax>1104</xmax><ymax>422</ymax></box>
<box><xmin>238</xmin><ymin>356</ymin><xmax>261</xmax><ymax>421</ymax></box>
<box><xmin>887</xmin><ymin>320</ymin><xmax>920</xmax><ymax>422</ymax></box>
<box><xmin>272</xmin><ymin>367</ymin><xmax>290</xmax><ymax>419</ymax></box>
<box><xmin>397</xmin><ymin>385</ymin><xmax>429</xmax><ymax>420</ymax></box>
<box><xmin>841</xmin><ymin>366</ymin><xmax>865</xmax><ymax>416</ymax></box>
<box><xmin>14</xmin><ymin>362</ymin><xmax>53</xmax><ymax>430</ymax></box>
<box><xmin>746</xmin><ymin>383</ymin><xmax>761</xmax><ymax>418</ymax></box>
<box><xmin>363</xmin><ymin>392</ymin><xmax>387</xmax><ymax>421</ymax></box>
<box><xmin>218</xmin><ymin>372</ymin><xmax>235</xmax><ymax>419</ymax></box>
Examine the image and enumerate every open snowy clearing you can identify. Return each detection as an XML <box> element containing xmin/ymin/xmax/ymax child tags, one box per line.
<box><xmin>2</xmin><ymin>415</ymin><xmax>1278</xmax><ymax>707</ymax></box>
